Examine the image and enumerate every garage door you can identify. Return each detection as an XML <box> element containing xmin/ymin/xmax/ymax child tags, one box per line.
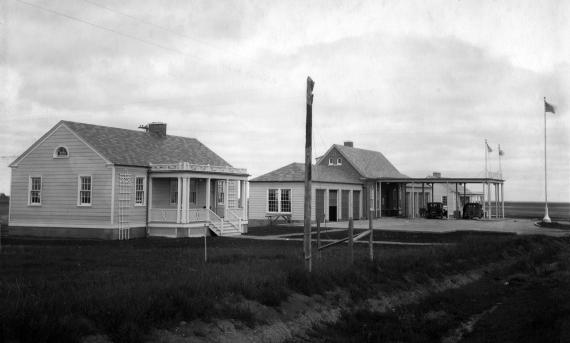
<box><xmin>353</xmin><ymin>190</ymin><xmax>360</xmax><ymax>219</ymax></box>
<box><xmin>341</xmin><ymin>190</ymin><xmax>350</xmax><ymax>220</ymax></box>
<box><xmin>316</xmin><ymin>189</ymin><xmax>325</xmax><ymax>223</ymax></box>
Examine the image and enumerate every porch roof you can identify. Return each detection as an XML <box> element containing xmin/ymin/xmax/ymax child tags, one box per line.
<box><xmin>150</xmin><ymin>162</ymin><xmax>248</xmax><ymax>177</ymax></box>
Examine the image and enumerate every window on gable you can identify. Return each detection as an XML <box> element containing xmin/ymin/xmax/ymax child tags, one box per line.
<box><xmin>135</xmin><ymin>176</ymin><xmax>145</xmax><ymax>205</ymax></box>
<box><xmin>337</xmin><ymin>158</ymin><xmax>342</xmax><ymax>165</ymax></box>
<box><xmin>54</xmin><ymin>146</ymin><xmax>69</xmax><ymax>158</ymax></box>
<box><xmin>29</xmin><ymin>176</ymin><xmax>42</xmax><ymax>205</ymax></box>
<box><xmin>328</xmin><ymin>158</ymin><xmax>334</xmax><ymax>166</ymax></box>
<box><xmin>78</xmin><ymin>176</ymin><xmax>92</xmax><ymax>205</ymax></box>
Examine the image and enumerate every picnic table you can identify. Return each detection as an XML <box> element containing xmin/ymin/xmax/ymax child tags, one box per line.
<box><xmin>266</xmin><ymin>214</ymin><xmax>292</xmax><ymax>225</ymax></box>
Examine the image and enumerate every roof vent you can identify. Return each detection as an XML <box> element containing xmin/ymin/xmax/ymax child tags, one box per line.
<box><xmin>139</xmin><ymin>122</ymin><xmax>167</xmax><ymax>137</ymax></box>
<box><xmin>343</xmin><ymin>141</ymin><xmax>354</xmax><ymax>148</ymax></box>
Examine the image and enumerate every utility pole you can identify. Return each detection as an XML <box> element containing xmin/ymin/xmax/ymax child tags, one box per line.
<box><xmin>304</xmin><ymin>76</ymin><xmax>315</xmax><ymax>272</ymax></box>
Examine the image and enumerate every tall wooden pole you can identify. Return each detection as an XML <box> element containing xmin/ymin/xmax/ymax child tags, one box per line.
<box><xmin>368</xmin><ymin>185</ymin><xmax>374</xmax><ymax>261</ymax></box>
<box><xmin>304</xmin><ymin>76</ymin><xmax>315</xmax><ymax>271</ymax></box>
<box><xmin>543</xmin><ymin>97</ymin><xmax>551</xmax><ymax>223</ymax></box>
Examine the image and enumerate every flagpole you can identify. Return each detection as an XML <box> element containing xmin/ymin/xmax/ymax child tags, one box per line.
<box><xmin>484</xmin><ymin>139</ymin><xmax>486</xmax><ymax>218</ymax></box>
<box><xmin>543</xmin><ymin>97</ymin><xmax>551</xmax><ymax>223</ymax></box>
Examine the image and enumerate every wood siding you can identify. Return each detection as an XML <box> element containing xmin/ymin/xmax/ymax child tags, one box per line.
<box><xmin>9</xmin><ymin>125</ymin><xmax>114</xmax><ymax>227</ymax></box>
<box><xmin>317</xmin><ymin>146</ymin><xmax>362</xmax><ymax>180</ymax></box>
<box><xmin>113</xmin><ymin>166</ymin><xmax>148</xmax><ymax>228</ymax></box>
<box><xmin>249</xmin><ymin>181</ymin><xmax>363</xmax><ymax>222</ymax></box>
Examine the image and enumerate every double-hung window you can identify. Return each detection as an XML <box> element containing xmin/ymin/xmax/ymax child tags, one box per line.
<box><xmin>170</xmin><ymin>179</ymin><xmax>178</xmax><ymax>204</ymax></box>
<box><xmin>267</xmin><ymin>188</ymin><xmax>292</xmax><ymax>213</ymax></box>
<box><xmin>135</xmin><ymin>176</ymin><xmax>145</xmax><ymax>205</ymax></box>
<box><xmin>78</xmin><ymin>176</ymin><xmax>92</xmax><ymax>206</ymax></box>
<box><xmin>29</xmin><ymin>176</ymin><xmax>42</xmax><ymax>205</ymax></box>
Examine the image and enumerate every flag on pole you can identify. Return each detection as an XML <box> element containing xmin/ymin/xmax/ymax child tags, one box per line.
<box><xmin>486</xmin><ymin>142</ymin><xmax>493</xmax><ymax>153</ymax></box>
<box><xmin>545</xmin><ymin>99</ymin><xmax>556</xmax><ymax>113</ymax></box>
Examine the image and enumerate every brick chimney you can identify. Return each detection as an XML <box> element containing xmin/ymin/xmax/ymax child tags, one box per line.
<box><xmin>343</xmin><ymin>141</ymin><xmax>354</xmax><ymax>148</ymax></box>
<box><xmin>433</xmin><ymin>171</ymin><xmax>441</xmax><ymax>178</ymax></box>
<box><xmin>146</xmin><ymin>122</ymin><xmax>167</xmax><ymax>137</ymax></box>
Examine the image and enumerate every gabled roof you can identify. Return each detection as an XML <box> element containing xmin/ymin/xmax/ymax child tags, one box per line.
<box><xmin>12</xmin><ymin>120</ymin><xmax>232</xmax><ymax>168</ymax></box>
<box><xmin>250</xmin><ymin>162</ymin><xmax>362</xmax><ymax>184</ymax></box>
<box><xmin>331</xmin><ymin>144</ymin><xmax>409</xmax><ymax>179</ymax></box>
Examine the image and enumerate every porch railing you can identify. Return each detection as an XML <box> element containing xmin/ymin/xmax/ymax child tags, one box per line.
<box><xmin>208</xmin><ymin>209</ymin><xmax>224</xmax><ymax>235</ymax></box>
<box><xmin>225</xmin><ymin>209</ymin><xmax>241</xmax><ymax>232</ymax></box>
<box><xmin>150</xmin><ymin>208</ymin><xmax>178</xmax><ymax>223</ymax></box>
<box><xmin>186</xmin><ymin>208</ymin><xmax>208</xmax><ymax>222</ymax></box>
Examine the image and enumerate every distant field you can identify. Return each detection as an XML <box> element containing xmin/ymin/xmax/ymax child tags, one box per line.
<box><xmin>504</xmin><ymin>201</ymin><xmax>569</xmax><ymax>220</ymax></box>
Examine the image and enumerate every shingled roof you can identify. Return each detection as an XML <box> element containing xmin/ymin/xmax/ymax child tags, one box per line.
<box><xmin>61</xmin><ymin>121</ymin><xmax>232</xmax><ymax>167</ymax></box>
<box><xmin>333</xmin><ymin>144</ymin><xmax>409</xmax><ymax>179</ymax></box>
<box><xmin>250</xmin><ymin>162</ymin><xmax>362</xmax><ymax>184</ymax></box>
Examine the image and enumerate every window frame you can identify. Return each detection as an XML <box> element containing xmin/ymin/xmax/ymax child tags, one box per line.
<box><xmin>169</xmin><ymin>179</ymin><xmax>178</xmax><ymax>205</ymax></box>
<box><xmin>28</xmin><ymin>176</ymin><xmax>42</xmax><ymax>206</ymax></box>
<box><xmin>77</xmin><ymin>175</ymin><xmax>92</xmax><ymax>206</ymax></box>
<box><xmin>267</xmin><ymin>188</ymin><xmax>292</xmax><ymax>214</ymax></box>
<box><xmin>53</xmin><ymin>146</ymin><xmax>70</xmax><ymax>159</ymax></box>
<box><xmin>217</xmin><ymin>180</ymin><xmax>225</xmax><ymax>205</ymax></box>
<box><xmin>328</xmin><ymin>158</ymin><xmax>334</xmax><ymax>166</ymax></box>
<box><xmin>135</xmin><ymin>176</ymin><xmax>146</xmax><ymax>206</ymax></box>
<box><xmin>337</xmin><ymin>158</ymin><xmax>342</xmax><ymax>165</ymax></box>
<box><xmin>442</xmin><ymin>195</ymin><xmax>448</xmax><ymax>206</ymax></box>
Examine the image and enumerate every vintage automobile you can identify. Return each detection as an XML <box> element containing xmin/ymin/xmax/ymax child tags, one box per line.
<box><xmin>463</xmin><ymin>203</ymin><xmax>484</xmax><ymax>219</ymax></box>
<box><xmin>426</xmin><ymin>202</ymin><xmax>446</xmax><ymax>219</ymax></box>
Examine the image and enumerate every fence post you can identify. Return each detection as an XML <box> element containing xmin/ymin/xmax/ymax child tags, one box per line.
<box><xmin>348</xmin><ymin>218</ymin><xmax>354</xmax><ymax>264</ymax></box>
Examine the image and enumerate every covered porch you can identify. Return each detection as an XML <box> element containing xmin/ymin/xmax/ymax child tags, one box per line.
<box><xmin>148</xmin><ymin>162</ymin><xmax>248</xmax><ymax>237</ymax></box>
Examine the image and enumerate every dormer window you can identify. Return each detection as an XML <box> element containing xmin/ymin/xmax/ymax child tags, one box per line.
<box><xmin>337</xmin><ymin>158</ymin><xmax>342</xmax><ymax>165</ymax></box>
<box><xmin>54</xmin><ymin>146</ymin><xmax>69</xmax><ymax>158</ymax></box>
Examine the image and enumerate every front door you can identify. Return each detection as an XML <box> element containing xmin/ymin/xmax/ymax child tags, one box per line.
<box><xmin>329</xmin><ymin>190</ymin><xmax>338</xmax><ymax>222</ymax></box>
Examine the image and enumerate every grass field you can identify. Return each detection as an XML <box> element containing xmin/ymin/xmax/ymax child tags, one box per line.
<box><xmin>1</xmin><ymin>230</ymin><xmax>568</xmax><ymax>343</ymax></box>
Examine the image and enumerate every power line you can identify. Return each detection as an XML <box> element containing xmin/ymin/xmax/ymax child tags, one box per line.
<box><xmin>79</xmin><ymin>0</ymin><xmax>278</xmax><ymax>74</ymax></box>
<box><xmin>80</xmin><ymin>0</ymin><xmax>218</xmax><ymax>51</ymax></box>
<box><xmin>13</xmin><ymin>0</ymin><xmax>192</xmax><ymax>57</ymax></box>
<box><xmin>13</xmin><ymin>0</ymin><xmax>277</xmax><ymax>85</ymax></box>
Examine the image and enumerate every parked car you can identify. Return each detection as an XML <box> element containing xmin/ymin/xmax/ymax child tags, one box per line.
<box><xmin>426</xmin><ymin>202</ymin><xmax>446</xmax><ymax>219</ymax></box>
<box><xmin>463</xmin><ymin>203</ymin><xmax>484</xmax><ymax>219</ymax></box>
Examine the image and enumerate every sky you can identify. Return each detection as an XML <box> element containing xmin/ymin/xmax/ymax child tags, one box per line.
<box><xmin>1</xmin><ymin>0</ymin><xmax>569</xmax><ymax>202</ymax></box>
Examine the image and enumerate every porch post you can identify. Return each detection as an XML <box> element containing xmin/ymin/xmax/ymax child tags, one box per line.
<box><xmin>148</xmin><ymin>176</ymin><xmax>153</xmax><ymax>224</ymax></box>
<box><xmin>187</xmin><ymin>177</ymin><xmax>192</xmax><ymax>222</ymax></box>
<box><xmin>176</xmin><ymin>176</ymin><xmax>182</xmax><ymax>223</ymax></box>
<box><xmin>206</xmin><ymin>178</ymin><xmax>211</xmax><ymax>221</ymax></box>
<box><xmin>378</xmin><ymin>182</ymin><xmax>382</xmax><ymax>217</ymax></box>
<box><xmin>501</xmin><ymin>183</ymin><xmax>505</xmax><ymax>219</ymax></box>
<box><xmin>181</xmin><ymin>177</ymin><xmax>188</xmax><ymax>224</ymax></box>
<box><xmin>224</xmin><ymin>178</ymin><xmax>229</xmax><ymax>218</ymax></box>
<box><xmin>242</xmin><ymin>179</ymin><xmax>248</xmax><ymax>220</ymax></box>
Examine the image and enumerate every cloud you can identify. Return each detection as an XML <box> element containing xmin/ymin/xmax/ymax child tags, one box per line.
<box><xmin>1</xmin><ymin>1</ymin><xmax>568</xmax><ymax>202</ymax></box>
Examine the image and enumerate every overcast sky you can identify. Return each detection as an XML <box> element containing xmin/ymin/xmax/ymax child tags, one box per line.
<box><xmin>1</xmin><ymin>0</ymin><xmax>568</xmax><ymax>202</ymax></box>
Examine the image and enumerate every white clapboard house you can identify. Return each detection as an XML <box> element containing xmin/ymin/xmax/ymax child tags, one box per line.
<box><xmin>8</xmin><ymin>120</ymin><xmax>248</xmax><ymax>239</ymax></box>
